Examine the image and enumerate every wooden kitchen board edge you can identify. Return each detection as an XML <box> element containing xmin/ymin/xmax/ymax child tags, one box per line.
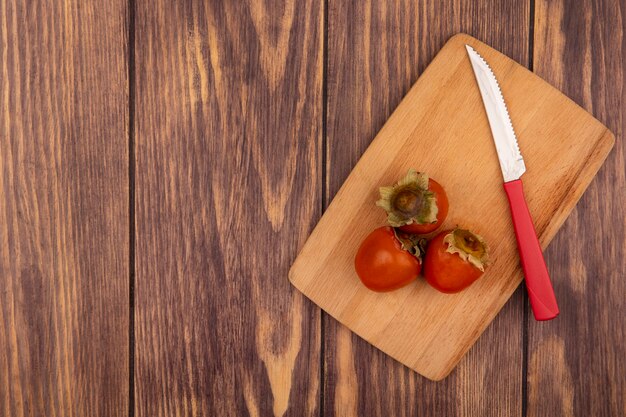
<box><xmin>290</xmin><ymin>33</ymin><xmax>615</xmax><ymax>382</ymax></box>
<box><xmin>290</xmin><ymin>35</ymin><xmax>612</xmax><ymax>380</ymax></box>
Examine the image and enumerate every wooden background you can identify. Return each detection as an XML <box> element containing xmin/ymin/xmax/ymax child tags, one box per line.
<box><xmin>0</xmin><ymin>0</ymin><xmax>623</xmax><ymax>416</ymax></box>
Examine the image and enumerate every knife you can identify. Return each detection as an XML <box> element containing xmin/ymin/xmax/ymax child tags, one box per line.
<box><xmin>465</xmin><ymin>44</ymin><xmax>559</xmax><ymax>321</ymax></box>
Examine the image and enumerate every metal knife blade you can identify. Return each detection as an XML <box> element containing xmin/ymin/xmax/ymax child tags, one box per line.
<box><xmin>465</xmin><ymin>45</ymin><xmax>526</xmax><ymax>182</ymax></box>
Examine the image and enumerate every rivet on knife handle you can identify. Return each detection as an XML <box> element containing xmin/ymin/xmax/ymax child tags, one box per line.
<box><xmin>504</xmin><ymin>180</ymin><xmax>559</xmax><ymax>320</ymax></box>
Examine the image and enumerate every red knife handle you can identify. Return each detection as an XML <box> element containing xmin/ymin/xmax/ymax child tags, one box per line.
<box><xmin>503</xmin><ymin>179</ymin><xmax>559</xmax><ymax>321</ymax></box>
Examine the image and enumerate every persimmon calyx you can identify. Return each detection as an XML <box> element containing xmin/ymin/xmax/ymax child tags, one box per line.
<box><xmin>376</xmin><ymin>169</ymin><xmax>438</xmax><ymax>227</ymax></box>
<box><xmin>444</xmin><ymin>228</ymin><xmax>490</xmax><ymax>272</ymax></box>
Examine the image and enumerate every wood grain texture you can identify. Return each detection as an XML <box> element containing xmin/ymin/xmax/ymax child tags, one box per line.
<box><xmin>530</xmin><ymin>1</ymin><xmax>626</xmax><ymax>416</ymax></box>
<box><xmin>0</xmin><ymin>0</ymin><xmax>129</xmax><ymax>416</ymax></box>
<box><xmin>133</xmin><ymin>0</ymin><xmax>322</xmax><ymax>416</ymax></box>
<box><xmin>322</xmin><ymin>1</ymin><xmax>522</xmax><ymax>414</ymax></box>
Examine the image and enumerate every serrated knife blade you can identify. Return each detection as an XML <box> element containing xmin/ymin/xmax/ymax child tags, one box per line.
<box><xmin>465</xmin><ymin>45</ymin><xmax>526</xmax><ymax>182</ymax></box>
<box><xmin>465</xmin><ymin>44</ymin><xmax>559</xmax><ymax>321</ymax></box>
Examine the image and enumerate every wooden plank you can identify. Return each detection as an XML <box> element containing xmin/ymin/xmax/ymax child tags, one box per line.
<box><xmin>0</xmin><ymin>0</ymin><xmax>129</xmax><ymax>416</ymax></box>
<box><xmin>324</xmin><ymin>1</ymin><xmax>529</xmax><ymax>415</ymax></box>
<box><xmin>133</xmin><ymin>1</ymin><xmax>322</xmax><ymax>416</ymax></box>
<box><xmin>529</xmin><ymin>1</ymin><xmax>626</xmax><ymax>416</ymax></box>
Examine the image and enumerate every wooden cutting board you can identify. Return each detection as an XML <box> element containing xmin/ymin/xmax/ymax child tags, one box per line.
<box><xmin>289</xmin><ymin>34</ymin><xmax>614</xmax><ymax>381</ymax></box>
